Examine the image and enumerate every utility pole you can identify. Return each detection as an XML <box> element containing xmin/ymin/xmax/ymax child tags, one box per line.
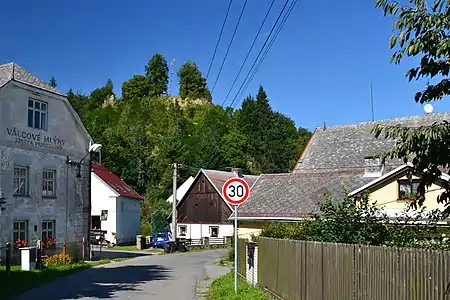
<box><xmin>172</xmin><ymin>163</ymin><xmax>178</xmax><ymax>244</ymax></box>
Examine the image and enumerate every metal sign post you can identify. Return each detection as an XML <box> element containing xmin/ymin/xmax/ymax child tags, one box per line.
<box><xmin>234</xmin><ymin>204</ymin><xmax>238</xmax><ymax>293</ymax></box>
<box><xmin>222</xmin><ymin>177</ymin><xmax>250</xmax><ymax>294</ymax></box>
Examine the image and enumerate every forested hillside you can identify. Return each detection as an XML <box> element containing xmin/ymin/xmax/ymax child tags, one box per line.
<box><xmin>65</xmin><ymin>53</ymin><xmax>311</xmax><ymax>233</ymax></box>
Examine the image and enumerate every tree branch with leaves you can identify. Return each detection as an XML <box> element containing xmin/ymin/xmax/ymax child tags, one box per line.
<box><xmin>373</xmin><ymin>0</ymin><xmax>450</xmax><ymax>212</ymax></box>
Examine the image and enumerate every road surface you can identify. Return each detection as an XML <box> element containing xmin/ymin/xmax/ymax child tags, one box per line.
<box><xmin>14</xmin><ymin>249</ymin><xmax>227</xmax><ymax>300</ymax></box>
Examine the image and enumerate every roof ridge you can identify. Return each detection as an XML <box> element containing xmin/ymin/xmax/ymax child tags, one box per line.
<box><xmin>315</xmin><ymin>112</ymin><xmax>450</xmax><ymax>130</ymax></box>
<box><xmin>202</xmin><ymin>168</ymin><xmax>257</xmax><ymax>177</ymax></box>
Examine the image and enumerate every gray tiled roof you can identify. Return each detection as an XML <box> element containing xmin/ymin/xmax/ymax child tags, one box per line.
<box><xmin>236</xmin><ymin>170</ymin><xmax>373</xmax><ymax>218</ymax></box>
<box><xmin>0</xmin><ymin>62</ymin><xmax>63</xmax><ymax>95</ymax></box>
<box><xmin>203</xmin><ymin>169</ymin><xmax>259</xmax><ymax>194</ymax></box>
<box><xmin>295</xmin><ymin>112</ymin><xmax>450</xmax><ymax>172</ymax></box>
<box><xmin>235</xmin><ymin>112</ymin><xmax>450</xmax><ymax>219</ymax></box>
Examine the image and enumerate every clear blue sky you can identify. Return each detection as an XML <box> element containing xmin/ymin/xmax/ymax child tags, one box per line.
<box><xmin>1</xmin><ymin>0</ymin><xmax>448</xmax><ymax>131</ymax></box>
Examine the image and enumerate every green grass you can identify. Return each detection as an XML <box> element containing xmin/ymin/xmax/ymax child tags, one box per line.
<box><xmin>207</xmin><ymin>272</ymin><xmax>268</xmax><ymax>300</ymax></box>
<box><xmin>0</xmin><ymin>260</ymin><xmax>111</xmax><ymax>299</ymax></box>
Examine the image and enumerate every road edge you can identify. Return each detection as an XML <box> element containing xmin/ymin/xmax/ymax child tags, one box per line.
<box><xmin>195</xmin><ymin>259</ymin><xmax>230</xmax><ymax>300</ymax></box>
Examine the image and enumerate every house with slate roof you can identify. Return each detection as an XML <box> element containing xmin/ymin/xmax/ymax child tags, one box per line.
<box><xmin>91</xmin><ymin>163</ymin><xmax>143</xmax><ymax>245</ymax></box>
<box><xmin>169</xmin><ymin>169</ymin><xmax>258</xmax><ymax>241</ymax></box>
<box><xmin>232</xmin><ymin>112</ymin><xmax>450</xmax><ymax>239</ymax></box>
<box><xmin>0</xmin><ymin>62</ymin><xmax>94</xmax><ymax>256</ymax></box>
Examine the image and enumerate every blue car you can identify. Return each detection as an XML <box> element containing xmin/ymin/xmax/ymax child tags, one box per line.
<box><xmin>153</xmin><ymin>232</ymin><xmax>170</xmax><ymax>248</ymax></box>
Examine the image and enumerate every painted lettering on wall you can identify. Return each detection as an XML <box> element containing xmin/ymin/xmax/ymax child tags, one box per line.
<box><xmin>6</xmin><ymin>127</ymin><xmax>65</xmax><ymax>151</ymax></box>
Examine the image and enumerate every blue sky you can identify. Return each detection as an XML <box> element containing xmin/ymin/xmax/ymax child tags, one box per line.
<box><xmin>1</xmin><ymin>0</ymin><xmax>448</xmax><ymax>131</ymax></box>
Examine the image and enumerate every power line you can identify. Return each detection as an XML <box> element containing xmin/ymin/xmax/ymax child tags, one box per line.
<box><xmin>234</xmin><ymin>0</ymin><xmax>298</xmax><ymax>108</ymax></box>
<box><xmin>205</xmin><ymin>0</ymin><xmax>234</xmax><ymax>80</ymax></box>
<box><xmin>228</xmin><ymin>0</ymin><xmax>291</xmax><ymax>108</ymax></box>
<box><xmin>211</xmin><ymin>0</ymin><xmax>248</xmax><ymax>93</ymax></box>
<box><xmin>221</xmin><ymin>0</ymin><xmax>276</xmax><ymax>107</ymax></box>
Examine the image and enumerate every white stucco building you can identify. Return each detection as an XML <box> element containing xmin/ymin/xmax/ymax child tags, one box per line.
<box><xmin>0</xmin><ymin>62</ymin><xmax>93</xmax><ymax>257</ymax></box>
<box><xmin>91</xmin><ymin>163</ymin><xmax>143</xmax><ymax>245</ymax></box>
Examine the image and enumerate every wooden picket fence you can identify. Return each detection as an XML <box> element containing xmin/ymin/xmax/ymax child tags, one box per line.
<box><xmin>258</xmin><ymin>237</ymin><xmax>450</xmax><ymax>300</ymax></box>
<box><xmin>237</xmin><ymin>238</ymin><xmax>247</xmax><ymax>277</ymax></box>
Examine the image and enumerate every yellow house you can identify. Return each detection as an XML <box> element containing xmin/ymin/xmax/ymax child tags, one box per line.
<box><xmin>349</xmin><ymin>163</ymin><xmax>448</xmax><ymax>217</ymax></box>
<box><xmin>231</xmin><ymin>112</ymin><xmax>450</xmax><ymax>239</ymax></box>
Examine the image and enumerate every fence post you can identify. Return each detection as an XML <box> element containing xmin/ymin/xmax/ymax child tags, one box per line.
<box><xmin>82</xmin><ymin>237</ymin><xmax>85</xmax><ymax>261</ymax></box>
<box><xmin>5</xmin><ymin>242</ymin><xmax>11</xmax><ymax>275</ymax></box>
<box><xmin>63</xmin><ymin>241</ymin><xmax>67</xmax><ymax>255</ymax></box>
<box><xmin>321</xmin><ymin>242</ymin><xmax>324</xmax><ymax>299</ymax></box>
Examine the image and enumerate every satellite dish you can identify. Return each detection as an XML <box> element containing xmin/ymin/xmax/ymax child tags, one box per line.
<box><xmin>424</xmin><ymin>103</ymin><xmax>434</xmax><ymax>114</ymax></box>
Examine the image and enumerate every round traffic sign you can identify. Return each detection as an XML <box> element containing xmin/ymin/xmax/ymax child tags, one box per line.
<box><xmin>222</xmin><ymin>177</ymin><xmax>250</xmax><ymax>206</ymax></box>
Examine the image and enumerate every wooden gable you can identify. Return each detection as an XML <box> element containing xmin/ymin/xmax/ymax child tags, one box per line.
<box><xmin>177</xmin><ymin>173</ymin><xmax>232</xmax><ymax>224</ymax></box>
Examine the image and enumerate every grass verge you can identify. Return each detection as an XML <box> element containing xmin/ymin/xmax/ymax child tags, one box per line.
<box><xmin>207</xmin><ymin>272</ymin><xmax>268</xmax><ymax>300</ymax></box>
<box><xmin>0</xmin><ymin>260</ymin><xmax>111</xmax><ymax>299</ymax></box>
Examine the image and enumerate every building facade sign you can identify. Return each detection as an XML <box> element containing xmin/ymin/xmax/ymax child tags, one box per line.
<box><xmin>6</xmin><ymin>127</ymin><xmax>65</xmax><ymax>151</ymax></box>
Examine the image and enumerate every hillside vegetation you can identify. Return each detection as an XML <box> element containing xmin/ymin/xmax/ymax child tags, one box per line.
<box><xmin>66</xmin><ymin>53</ymin><xmax>311</xmax><ymax>233</ymax></box>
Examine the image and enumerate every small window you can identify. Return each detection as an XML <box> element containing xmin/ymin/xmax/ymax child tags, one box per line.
<box><xmin>28</xmin><ymin>98</ymin><xmax>48</xmax><ymax>130</ymax></box>
<box><xmin>13</xmin><ymin>221</ymin><xmax>28</xmax><ymax>242</ymax></box>
<box><xmin>42</xmin><ymin>220</ymin><xmax>55</xmax><ymax>240</ymax></box>
<box><xmin>179</xmin><ymin>225</ymin><xmax>187</xmax><ymax>237</ymax></box>
<box><xmin>398</xmin><ymin>179</ymin><xmax>420</xmax><ymax>200</ymax></box>
<box><xmin>210</xmin><ymin>226</ymin><xmax>219</xmax><ymax>238</ymax></box>
<box><xmin>101</xmin><ymin>210</ymin><xmax>108</xmax><ymax>221</ymax></box>
<box><xmin>42</xmin><ymin>169</ymin><xmax>56</xmax><ymax>197</ymax></box>
<box><xmin>13</xmin><ymin>166</ymin><xmax>29</xmax><ymax>196</ymax></box>
<box><xmin>364</xmin><ymin>157</ymin><xmax>383</xmax><ymax>177</ymax></box>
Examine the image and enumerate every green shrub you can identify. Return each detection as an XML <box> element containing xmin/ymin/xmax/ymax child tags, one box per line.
<box><xmin>227</xmin><ymin>247</ymin><xmax>234</xmax><ymax>261</ymax></box>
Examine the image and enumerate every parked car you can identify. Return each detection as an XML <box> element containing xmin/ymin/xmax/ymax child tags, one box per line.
<box><xmin>153</xmin><ymin>232</ymin><xmax>170</xmax><ymax>248</ymax></box>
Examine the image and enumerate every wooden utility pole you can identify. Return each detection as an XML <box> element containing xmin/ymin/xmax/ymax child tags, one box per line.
<box><xmin>172</xmin><ymin>163</ymin><xmax>178</xmax><ymax>243</ymax></box>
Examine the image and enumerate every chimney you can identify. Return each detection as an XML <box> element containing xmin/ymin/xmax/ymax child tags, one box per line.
<box><xmin>231</xmin><ymin>167</ymin><xmax>243</xmax><ymax>178</ymax></box>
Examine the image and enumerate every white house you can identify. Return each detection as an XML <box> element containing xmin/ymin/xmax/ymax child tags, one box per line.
<box><xmin>0</xmin><ymin>62</ymin><xmax>94</xmax><ymax>257</ymax></box>
<box><xmin>166</xmin><ymin>176</ymin><xmax>194</xmax><ymax>204</ymax></box>
<box><xmin>91</xmin><ymin>163</ymin><xmax>143</xmax><ymax>245</ymax></box>
<box><xmin>169</xmin><ymin>169</ymin><xmax>258</xmax><ymax>242</ymax></box>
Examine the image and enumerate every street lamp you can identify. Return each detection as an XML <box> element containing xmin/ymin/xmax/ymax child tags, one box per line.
<box><xmin>66</xmin><ymin>143</ymin><xmax>102</xmax><ymax>260</ymax></box>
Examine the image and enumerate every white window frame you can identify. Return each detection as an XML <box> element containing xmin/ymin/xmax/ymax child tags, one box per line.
<box><xmin>13</xmin><ymin>220</ymin><xmax>28</xmax><ymax>242</ymax></box>
<box><xmin>28</xmin><ymin>98</ymin><xmax>48</xmax><ymax>130</ymax></box>
<box><xmin>42</xmin><ymin>169</ymin><xmax>56</xmax><ymax>197</ymax></box>
<box><xmin>178</xmin><ymin>225</ymin><xmax>187</xmax><ymax>237</ymax></box>
<box><xmin>364</xmin><ymin>157</ymin><xmax>383</xmax><ymax>177</ymax></box>
<box><xmin>209</xmin><ymin>226</ymin><xmax>219</xmax><ymax>238</ymax></box>
<box><xmin>42</xmin><ymin>220</ymin><xmax>55</xmax><ymax>240</ymax></box>
<box><xmin>13</xmin><ymin>165</ymin><xmax>29</xmax><ymax>196</ymax></box>
<box><xmin>101</xmin><ymin>210</ymin><xmax>108</xmax><ymax>221</ymax></box>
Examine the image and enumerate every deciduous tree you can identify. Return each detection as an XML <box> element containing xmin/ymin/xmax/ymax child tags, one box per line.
<box><xmin>178</xmin><ymin>61</ymin><xmax>212</xmax><ymax>101</ymax></box>
<box><xmin>373</xmin><ymin>0</ymin><xmax>450</xmax><ymax>212</ymax></box>
<box><xmin>121</xmin><ymin>75</ymin><xmax>150</xmax><ymax>100</ymax></box>
<box><xmin>145</xmin><ymin>53</ymin><xmax>169</xmax><ymax>97</ymax></box>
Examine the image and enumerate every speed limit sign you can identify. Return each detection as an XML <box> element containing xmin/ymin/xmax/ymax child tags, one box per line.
<box><xmin>223</xmin><ymin>176</ymin><xmax>251</xmax><ymax>294</ymax></box>
<box><xmin>222</xmin><ymin>177</ymin><xmax>250</xmax><ymax>206</ymax></box>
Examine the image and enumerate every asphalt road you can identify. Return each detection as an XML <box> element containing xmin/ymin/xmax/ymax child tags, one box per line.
<box><xmin>14</xmin><ymin>249</ymin><xmax>227</xmax><ymax>300</ymax></box>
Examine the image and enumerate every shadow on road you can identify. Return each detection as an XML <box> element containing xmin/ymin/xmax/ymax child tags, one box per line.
<box><xmin>14</xmin><ymin>264</ymin><xmax>171</xmax><ymax>300</ymax></box>
<box><xmin>91</xmin><ymin>250</ymin><xmax>151</xmax><ymax>260</ymax></box>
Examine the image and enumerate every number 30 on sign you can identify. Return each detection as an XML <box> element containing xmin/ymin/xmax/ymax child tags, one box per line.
<box><xmin>222</xmin><ymin>177</ymin><xmax>250</xmax><ymax>206</ymax></box>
